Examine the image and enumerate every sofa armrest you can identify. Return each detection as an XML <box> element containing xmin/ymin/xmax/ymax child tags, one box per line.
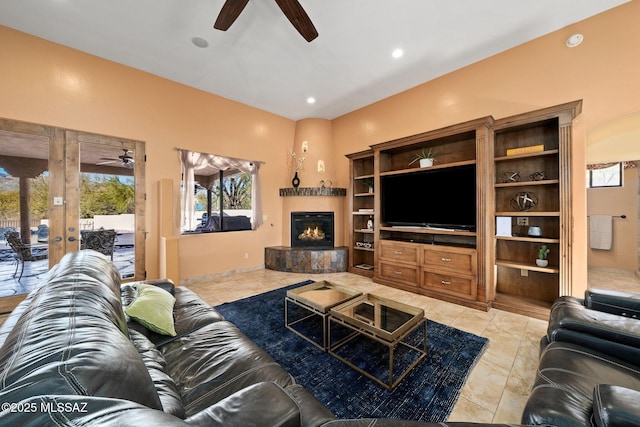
<box><xmin>185</xmin><ymin>382</ymin><xmax>300</xmax><ymax>427</ymax></box>
<box><xmin>585</xmin><ymin>289</ymin><xmax>640</xmax><ymax>319</ymax></box>
<box><xmin>593</xmin><ymin>384</ymin><xmax>640</xmax><ymax>427</ymax></box>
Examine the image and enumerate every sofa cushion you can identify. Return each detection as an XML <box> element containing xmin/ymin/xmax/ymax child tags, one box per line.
<box><xmin>130</xmin><ymin>330</ymin><xmax>185</xmax><ymax>418</ymax></box>
<box><xmin>593</xmin><ymin>384</ymin><xmax>640</xmax><ymax>427</ymax></box>
<box><xmin>185</xmin><ymin>382</ymin><xmax>301</xmax><ymax>427</ymax></box>
<box><xmin>0</xmin><ymin>250</ymin><xmax>163</xmax><ymax>411</ymax></box>
<box><xmin>126</xmin><ymin>284</ymin><xmax>177</xmax><ymax>336</ymax></box>
<box><xmin>160</xmin><ymin>321</ymin><xmax>294</xmax><ymax>417</ymax></box>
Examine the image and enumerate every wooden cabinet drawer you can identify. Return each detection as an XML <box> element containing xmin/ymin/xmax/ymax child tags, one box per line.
<box><xmin>421</xmin><ymin>271</ymin><xmax>477</xmax><ymax>299</ymax></box>
<box><xmin>379</xmin><ymin>261</ymin><xmax>419</xmax><ymax>286</ymax></box>
<box><xmin>379</xmin><ymin>241</ymin><xmax>419</xmax><ymax>264</ymax></box>
<box><xmin>422</xmin><ymin>247</ymin><xmax>476</xmax><ymax>274</ymax></box>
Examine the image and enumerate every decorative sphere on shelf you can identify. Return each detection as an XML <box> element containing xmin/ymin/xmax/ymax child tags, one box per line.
<box><xmin>510</xmin><ymin>192</ymin><xmax>538</xmax><ymax>211</ymax></box>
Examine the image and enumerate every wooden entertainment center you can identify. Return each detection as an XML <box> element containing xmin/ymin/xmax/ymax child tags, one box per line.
<box><xmin>346</xmin><ymin>101</ymin><xmax>582</xmax><ymax>319</ymax></box>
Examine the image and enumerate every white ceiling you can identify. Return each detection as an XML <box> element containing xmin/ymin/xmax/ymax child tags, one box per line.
<box><xmin>0</xmin><ymin>0</ymin><xmax>628</xmax><ymax>121</ymax></box>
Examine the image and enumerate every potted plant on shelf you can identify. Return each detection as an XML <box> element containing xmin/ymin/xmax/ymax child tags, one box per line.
<box><xmin>409</xmin><ymin>148</ymin><xmax>435</xmax><ymax>168</ymax></box>
<box><xmin>536</xmin><ymin>244</ymin><xmax>550</xmax><ymax>267</ymax></box>
<box><xmin>363</xmin><ymin>178</ymin><xmax>374</xmax><ymax>193</ymax></box>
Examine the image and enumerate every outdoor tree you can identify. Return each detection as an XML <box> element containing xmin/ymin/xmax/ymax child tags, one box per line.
<box><xmin>0</xmin><ymin>190</ymin><xmax>19</xmax><ymax>221</ymax></box>
<box><xmin>221</xmin><ymin>173</ymin><xmax>252</xmax><ymax>210</ymax></box>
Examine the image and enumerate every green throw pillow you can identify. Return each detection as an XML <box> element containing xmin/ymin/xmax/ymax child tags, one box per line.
<box><xmin>125</xmin><ymin>284</ymin><xmax>177</xmax><ymax>336</ymax></box>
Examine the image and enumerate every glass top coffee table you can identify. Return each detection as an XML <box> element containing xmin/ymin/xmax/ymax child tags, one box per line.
<box><xmin>285</xmin><ymin>281</ymin><xmax>362</xmax><ymax>350</ymax></box>
<box><xmin>328</xmin><ymin>294</ymin><xmax>427</xmax><ymax>390</ymax></box>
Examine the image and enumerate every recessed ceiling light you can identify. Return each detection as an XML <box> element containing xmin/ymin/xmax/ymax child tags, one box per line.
<box><xmin>392</xmin><ymin>48</ymin><xmax>404</xmax><ymax>59</ymax></box>
<box><xmin>565</xmin><ymin>34</ymin><xmax>583</xmax><ymax>48</ymax></box>
<box><xmin>307</xmin><ymin>97</ymin><xmax>316</xmax><ymax>104</ymax></box>
<box><xmin>191</xmin><ymin>37</ymin><xmax>209</xmax><ymax>48</ymax></box>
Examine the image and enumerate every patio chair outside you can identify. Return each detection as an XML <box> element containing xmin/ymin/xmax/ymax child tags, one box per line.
<box><xmin>81</xmin><ymin>229</ymin><xmax>117</xmax><ymax>259</ymax></box>
<box><xmin>4</xmin><ymin>231</ymin><xmax>48</xmax><ymax>280</ymax></box>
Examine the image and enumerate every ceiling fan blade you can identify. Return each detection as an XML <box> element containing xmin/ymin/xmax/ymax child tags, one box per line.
<box><xmin>214</xmin><ymin>0</ymin><xmax>250</xmax><ymax>31</ymax></box>
<box><xmin>274</xmin><ymin>0</ymin><xmax>318</xmax><ymax>42</ymax></box>
<box><xmin>96</xmin><ymin>160</ymin><xmax>117</xmax><ymax>166</ymax></box>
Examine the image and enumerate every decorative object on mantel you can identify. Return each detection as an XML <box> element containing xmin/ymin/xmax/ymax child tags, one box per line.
<box><xmin>320</xmin><ymin>179</ymin><xmax>332</xmax><ymax>188</ymax></box>
<box><xmin>529</xmin><ymin>171</ymin><xmax>546</xmax><ymax>181</ymax></box>
<box><xmin>409</xmin><ymin>148</ymin><xmax>435</xmax><ymax>168</ymax></box>
<box><xmin>510</xmin><ymin>191</ymin><xmax>538</xmax><ymax>211</ymax></box>
<box><xmin>536</xmin><ymin>244</ymin><xmax>550</xmax><ymax>267</ymax></box>
<box><xmin>502</xmin><ymin>171</ymin><xmax>521</xmax><ymax>183</ymax></box>
<box><xmin>290</xmin><ymin>150</ymin><xmax>306</xmax><ymax>188</ymax></box>
<box><xmin>279</xmin><ymin>187</ymin><xmax>347</xmax><ymax>197</ymax></box>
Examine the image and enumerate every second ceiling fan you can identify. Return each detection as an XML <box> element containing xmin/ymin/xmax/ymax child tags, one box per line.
<box><xmin>214</xmin><ymin>0</ymin><xmax>318</xmax><ymax>42</ymax></box>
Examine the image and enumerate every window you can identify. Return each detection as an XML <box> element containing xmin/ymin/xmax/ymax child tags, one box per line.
<box><xmin>587</xmin><ymin>162</ymin><xmax>622</xmax><ymax>188</ymax></box>
<box><xmin>179</xmin><ymin>149</ymin><xmax>263</xmax><ymax>233</ymax></box>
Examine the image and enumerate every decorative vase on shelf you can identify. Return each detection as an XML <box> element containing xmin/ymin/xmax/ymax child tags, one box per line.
<box><xmin>419</xmin><ymin>158</ymin><xmax>433</xmax><ymax>168</ymax></box>
<box><xmin>535</xmin><ymin>259</ymin><xmax>548</xmax><ymax>267</ymax></box>
<box><xmin>292</xmin><ymin>171</ymin><xmax>300</xmax><ymax>188</ymax></box>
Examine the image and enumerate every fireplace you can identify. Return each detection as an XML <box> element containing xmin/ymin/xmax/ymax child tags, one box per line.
<box><xmin>291</xmin><ymin>212</ymin><xmax>334</xmax><ymax>248</ymax></box>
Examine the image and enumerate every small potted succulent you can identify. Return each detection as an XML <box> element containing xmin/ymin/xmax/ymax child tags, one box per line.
<box><xmin>363</xmin><ymin>178</ymin><xmax>374</xmax><ymax>193</ymax></box>
<box><xmin>409</xmin><ymin>148</ymin><xmax>435</xmax><ymax>168</ymax></box>
<box><xmin>536</xmin><ymin>244</ymin><xmax>550</xmax><ymax>267</ymax></box>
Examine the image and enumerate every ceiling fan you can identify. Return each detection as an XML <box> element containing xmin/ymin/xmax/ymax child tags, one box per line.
<box><xmin>97</xmin><ymin>148</ymin><xmax>134</xmax><ymax>168</ymax></box>
<box><xmin>214</xmin><ymin>0</ymin><xmax>318</xmax><ymax>42</ymax></box>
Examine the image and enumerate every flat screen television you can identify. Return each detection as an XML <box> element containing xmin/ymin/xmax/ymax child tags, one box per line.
<box><xmin>380</xmin><ymin>164</ymin><xmax>476</xmax><ymax>231</ymax></box>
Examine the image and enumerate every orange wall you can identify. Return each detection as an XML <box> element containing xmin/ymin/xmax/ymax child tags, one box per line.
<box><xmin>0</xmin><ymin>25</ymin><xmax>295</xmax><ymax>281</ymax></box>
<box><xmin>1</xmin><ymin>1</ymin><xmax>639</xmax><ymax>293</ymax></box>
<box><xmin>587</xmin><ymin>167</ymin><xmax>639</xmax><ymax>270</ymax></box>
<box><xmin>331</xmin><ymin>1</ymin><xmax>640</xmax><ymax>296</ymax></box>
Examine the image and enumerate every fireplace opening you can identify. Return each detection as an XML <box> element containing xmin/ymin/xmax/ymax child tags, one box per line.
<box><xmin>291</xmin><ymin>212</ymin><xmax>334</xmax><ymax>248</ymax></box>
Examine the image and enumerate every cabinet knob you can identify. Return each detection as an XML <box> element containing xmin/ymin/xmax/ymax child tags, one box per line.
<box><xmin>394</xmin><ymin>271</ymin><xmax>403</xmax><ymax>275</ymax></box>
<box><xmin>441</xmin><ymin>257</ymin><xmax>452</xmax><ymax>262</ymax></box>
<box><xmin>394</xmin><ymin>251</ymin><xmax>403</xmax><ymax>255</ymax></box>
<box><xmin>441</xmin><ymin>280</ymin><xmax>451</xmax><ymax>285</ymax></box>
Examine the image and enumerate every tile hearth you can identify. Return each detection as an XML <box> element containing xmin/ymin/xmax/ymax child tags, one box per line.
<box><xmin>265</xmin><ymin>246</ymin><xmax>348</xmax><ymax>273</ymax></box>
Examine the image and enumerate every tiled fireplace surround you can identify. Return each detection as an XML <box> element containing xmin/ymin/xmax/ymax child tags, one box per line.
<box><xmin>265</xmin><ymin>187</ymin><xmax>348</xmax><ymax>274</ymax></box>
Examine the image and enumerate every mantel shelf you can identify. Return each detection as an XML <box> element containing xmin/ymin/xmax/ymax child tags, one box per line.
<box><xmin>279</xmin><ymin>187</ymin><xmax>347</xmax><ymax>197</ymax></box>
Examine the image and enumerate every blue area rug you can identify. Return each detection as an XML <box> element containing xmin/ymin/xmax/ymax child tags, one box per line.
<box><xmin>216</xmin><ymin>280</ymin><xmax>489</xmax><ymax>422</ymax></box>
